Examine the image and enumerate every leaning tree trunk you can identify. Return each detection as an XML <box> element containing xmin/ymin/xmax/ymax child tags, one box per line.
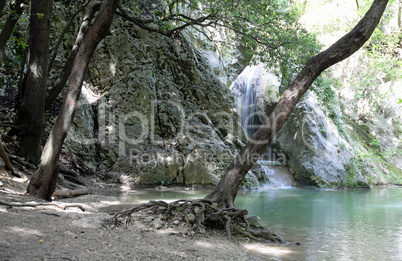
<box><xmin>45</xmin><ymin>2</ymin><xmax>101</xmax><ymax>109</ymax></box>
<box><xmin>0</xmin><ymin>0</ymin><xmax>29</xmax><ymax>66</ymax></box>
<box><xmin>16</xmin><ymin>0</ymin><xmax>52</xmax><ymax>164</ymax></box>
<box><xmin>206</xmin><ymin>0</ymin><xmax>389</xmax><ymax>208</ymax></box>
<box><xmin>27</xmin><ymin>0</ymin><xmax>119</xmax><ymax>201</ymax></box>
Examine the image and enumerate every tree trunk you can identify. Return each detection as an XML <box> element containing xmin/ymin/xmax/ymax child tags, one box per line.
<box><xmin>45</xmin><ymin>2</ymin><xmax>101</xmax><ymax>109</ymax></box>
<box><xmin>16</xmin><ymin>0</ymin><xmax>52</xmax><ymax>164</ymax></box>
<box><xmin>0</xmin><ymin>0</ymin><xmax>29</xmax><ymax>66</ymax></box>
<box><xmin>27</xmin><ymin>0</ymin><xmax>119</xmax><ymax>201</ymax></box>
<box><xmin>205</xmin><ymin>0</ymin><xmax>389</xmax><ymax>207</ymax></box>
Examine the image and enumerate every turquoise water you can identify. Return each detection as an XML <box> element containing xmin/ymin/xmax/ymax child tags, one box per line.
<box><xmin>111</xmin><ymin>187</ymin><xmax>402</xmax><ymax>260</ymax></box>
<box><xmin>235</xmin><ymin>187</ymin><xmax>402</xmax><ymax>260</ymax></box>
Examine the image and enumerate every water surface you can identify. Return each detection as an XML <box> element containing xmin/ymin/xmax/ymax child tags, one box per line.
<box><xmin>235</xmin><ymin>187</ymin><xmax>402</xmax><ymax>260</ymax></box>
<box><xmin>108</xmin><ymin>187</ymin><xmax>402</xmax><ymax>260</ymax></box>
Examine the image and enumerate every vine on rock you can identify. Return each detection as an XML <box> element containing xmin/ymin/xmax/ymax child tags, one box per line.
<box><xmin>108</xmin><ymin>199</ymin><xmax>287</xmax><ymax>244</ymax></box>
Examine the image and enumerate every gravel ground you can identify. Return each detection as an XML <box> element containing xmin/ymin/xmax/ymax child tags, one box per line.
<box><xmin>0</xmin><ymin>191</ymin><xmax>248</xmax><ymax>261</ymax></box>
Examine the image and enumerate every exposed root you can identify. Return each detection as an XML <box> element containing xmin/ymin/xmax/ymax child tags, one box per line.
<box><xmin>0</xmin><ymin>199</ymin><xmax>85</xmax><ymax>211</ymax></box>
<box><xmin>108</xmin><ymin>199</ymin><xmax>287</xmax><ymax>244</ymax></box>
<box><xmin>0</xmin><ymin>141</ymin><xmax>20</xmax><ymax>177</ymax></box>
<box><xmin>52</xmin><ymin>188</ymin><xmax>89</xmax><ymax>199</ymax></box>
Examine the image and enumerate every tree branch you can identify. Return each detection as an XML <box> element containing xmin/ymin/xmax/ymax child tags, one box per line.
<box><xmin>45</xmin><ymin>2</ymin><xmax>101</xmax><ymax>109</ymax></box>
<box><xmin>206</xmin><ymin>0</ymin><xmax>390</xmax><ymax>206</ymax></box>
<box><xmin>48</xmin><ymin>0</ymin><xmax>92</xmax><ymax>73</ymax></box>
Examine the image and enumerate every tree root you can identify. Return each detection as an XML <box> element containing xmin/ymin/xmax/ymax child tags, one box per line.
<box><xmin>52</xmin><ymin>188</ymin><xmax>89</xmax><ymax>199</ymax></box>
<box><xmin>108</xmin><ymin>199</ymin><xmax>287</xmax><ymax>244</ymax></box>
<box><xmin>0</xmin><ymin>141</ymin><xmax>20</xmax><ymax>178</ymax></box>
<box><xmin>0</xmin><ymin>199</ymin><xmax>85</xmax><ymax>211</ymax></box>
<box><xmin>59</xmin><ymin>165</ymin><xmax>80</xmax><ymax>178</ymax></box>
<box><xmin>8</xmin><ymin>154</ymin><xmax>36</xmax><ymax>170</ymax></box>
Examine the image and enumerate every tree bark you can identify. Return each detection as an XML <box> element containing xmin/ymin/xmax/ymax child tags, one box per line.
<box><xmin>45</xmin><ymin>2</ymin><xmax>101</xmax><ymax>109</ymax></box>
<box><xmin>205</xmin><ymin>0</ymin><xmax>389</xmax><ymax>207</ymax></box>
<box><xmin>16</xmin><ymin>0</ymin><xmax>52</xmax><ymax>164</ymax></box>
<box><xmin>27</xmin><ymin>0</ymin><xmax>119</xmax><ymax>201</ymax></box>
<box><xmin>0</xmin><ymin>0</ymin><xmax>29</xmax><ymax>66</ymax></box>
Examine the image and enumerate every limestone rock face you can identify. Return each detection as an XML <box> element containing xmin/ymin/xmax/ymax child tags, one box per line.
<box><xmin>66</xmin><ymin>24</ymin><xmax>245</xmax><ymax>187</ymax></box>
<box><xmin>271</xmin><ymin>91</ymin><xmax>352</xmax><ymax>186</ymax></box>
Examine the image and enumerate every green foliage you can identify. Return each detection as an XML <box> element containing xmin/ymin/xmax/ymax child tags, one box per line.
<box><xmin>1</xmin><ymin>6</ymin><xmax>29</xmax><ymax>71</ymax></box>
<box><xmin>369</xmin><ymin>138</ymin><xmax>379</xmax><ymax>147</ymax></box>
<box><xmin>311</xmin><ymin>72</ymin><xmax>348</xmax><ymax>138</ymax></box>
<box><xmin>344</xmin><ymin>166</ymin><xmax>359</xmax><ymax>188</ymax></box>
<box><xmin>383</xmin><ymin>147</ymin><xmax>402</xmax><ymax>158</ymax></box>
<box><xmin>344</xmin><ymin>153</ymin><xmax>371</xmax><ymax>188</ymax></box>
<box><xmin>36</xmin><ymin>13</ymin><xmax>45</xmax><ymax>19</ymax></box>
<box><xmin>4</xmin><ymin>30</ymin><xmax>28</xmax><ymax>69</ymax></box>
<box><xmin>312</xmin><ymin>74</ymin><xmax>337</xmax><ymax>102</ymax></box>
<box><xmin>153</xmin><ymin>167</ymin><xmax>174</xmax><ymax>186</ymax></box>
<box><xmin>122</xmin><ymin>0</ymin><xmax>322</xmax><ymax>81</ymax></box>
<box><xmin>11</xmin><ymin>34</ymin><xmax>28</xmax><ymax>50</ymax></box>
<box><xmin>344</xmin><ymin>28</ymin><xmax>402</xmax><ymax>117</ymax></box>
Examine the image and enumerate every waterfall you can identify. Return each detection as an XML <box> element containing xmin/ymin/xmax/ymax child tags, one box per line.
<box><xmin>232</xmin><ymin>66</ymin><xmax>264</xmax><ymax>139</ymax></box>
<box><xmin>231</xmin><ymin>65</ymin><xmax>295</xmax><ymax>187</ymax></box>
<box><xmin>260</xmin><ymin>164</ymin><xmax>295</xmax><ymax>188</ymax></box>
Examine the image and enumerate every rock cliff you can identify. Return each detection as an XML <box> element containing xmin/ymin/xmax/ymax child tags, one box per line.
<box><xmin>65</xmin><ymin>22</ymin><xmax>248</xmax><ymax>187</ymax></box>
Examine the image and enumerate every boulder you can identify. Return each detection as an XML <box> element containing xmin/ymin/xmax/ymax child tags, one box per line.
<box><xmin>272</xmin><ymin>91</ymin><xmax>351</xmax><ymax>186</ymax></box>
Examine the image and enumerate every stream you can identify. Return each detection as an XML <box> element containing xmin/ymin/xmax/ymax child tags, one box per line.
<box><xmin>104</xmin><ymin>187</ymin><xmax>402</xmax><ymax>260</ymax></box>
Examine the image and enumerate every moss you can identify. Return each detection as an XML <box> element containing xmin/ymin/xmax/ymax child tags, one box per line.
<box><xmin>342</xmin><ymin>118</ymin><xmax>402</xmax><ymax>186</ymax></box>
<box><xmin>383</xmin><ymin>162</ymin><xmax>402</xmax><ymax>184</ymax></box>
<box><xmin>310</xmin><ymin>175</ymin><xmax>339</xmax><ymax>188</ymax></box>
<box><xmin>350</xmin><ymin>123</ymin><xmax>381</xmax><ymax>152</ymax></box>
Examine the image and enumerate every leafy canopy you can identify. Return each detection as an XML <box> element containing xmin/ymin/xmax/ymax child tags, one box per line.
<box><xmin>119</xmin><ymin>0</ymin><xmax>322</xmax><ymax>81</ymax></box>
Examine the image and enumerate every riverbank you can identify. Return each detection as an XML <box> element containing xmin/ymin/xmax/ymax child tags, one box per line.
<box><xmin>0</xmin><ymin>168</ymin><xmax>251</xmax><ymax>260</ymax></box>
<box><xmin>0</xmin><ymin>191</ymin><xmax>250</xmax><ymax>261</ymax></box>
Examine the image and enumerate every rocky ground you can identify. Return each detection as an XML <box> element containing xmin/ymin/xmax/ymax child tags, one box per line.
<box><xmin>0</xmin><ymin>167</ymin><xmax>250</xmax><ymax>261</ymax></box>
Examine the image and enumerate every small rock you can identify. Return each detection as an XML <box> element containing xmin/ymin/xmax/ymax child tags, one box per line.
<box><xmin>143</xmin><ymin>216</ymin><xmax>154</xmax><ymax>223</ymax></box>
<box><xmin>211</xmin><ymin>203</ymin><xmax>218</xmax><ymax>208</ymax></box>
<box><xmin>198</xmin><ymin>227</ymin><xmax>206</xmax><ymax>234</ymax></box>
<box><xmin>63</xmin><ymin>231</ymin><xmax>78</xmax><ymax>238</ymax></box>
<box><xmin>151</xmin><ymin>218</ymin><xmax>164</xmax><ymax>229</ymax></box>
<box><xmin>194</xmin><ymin>206</ymin><xmax>200</xmax><ymax>214</ymax></box>
<box><xmin>186</xmin><ymin>214</ymin><xmax>195</xmax><ymax>224</ymax></box>
<box><xmin>248</xmin><ymin>215</ymin><xmax>267</xmax><ymax>229</ymax></box>
<box><xmin>72</xmin><ymin>216</ymin><xmax>102</xmax><ymax>229</ymax></box>
<box><xmin>172</xmin><ymin>220</ymin><xmax>181</xmax><ymax>226</ymax></box>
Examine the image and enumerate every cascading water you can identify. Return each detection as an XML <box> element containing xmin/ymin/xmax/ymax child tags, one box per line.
<box><xmin>231</xmin><ymin>65</ymin><xmax>295</xmax><ymax>188</ymax></box>
<box><xmin>233</xmin><ymin>70</ymin><xmax>263</xmax><ymax>139</ymax></box>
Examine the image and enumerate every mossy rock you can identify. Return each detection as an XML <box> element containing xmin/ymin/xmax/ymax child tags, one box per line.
<box><xmin>350</xmin><ymin>122</ymin><xmax>381</xmax><ymax>152</ymax></box>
